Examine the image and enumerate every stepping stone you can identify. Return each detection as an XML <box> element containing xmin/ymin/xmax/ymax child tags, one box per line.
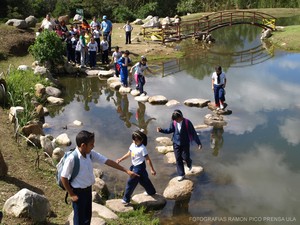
<box><xmin>148</xmin><ymin>95</ymin><xmax>168</xmax><ymax>105</ymax></box>
<box><xmin>135</xmin><ymin>95</ymin><xmax>149</xmax><ymax>102</ymax></box>
<box><xmin>184</xmin><ymin>165</ymin><xmax>204</xmax><ymax>176</ymax></box>
<box><xmin>156</xmin><ymin>145</ymin><xmax>173</xmax><ymax>154</ymax></box>
<box><xmin>106</xmin><ymin>77</ymin><xmax>120</xmax><ymax>85</ymax></box>
<box><xmin>105</xmin><ymin>199</ymin><xmax>134</xmax><ymax>213</ymax></box>
<box><xmin>119</xmin><ymin>86</ymin><xmax>131</xmax><ymax>93</ymax></box>
<box><xmin>204</xmin><ymin>114</ymin><xmax>227</xmax><ymax>127</ymax></box>
<box><xmin>132</xmin><ymin>193</ymin><xmax>166</xmax><ymax>210</ymax></box>
<box><xmin>98</xmin><ymin>69</ymin><xmax>114</xmax><ymax>78</ymax></box>
<box><xmin>109</xmin><ymin>81</ymin><xmax>122</xmax><ymax>90</ymax></box>
<box><xmin>155</xmin><ymin>137</ymin><xmax>173</xmax><ymax>146</ymax></box>
<box><xmin>184</xmin><ymin>98</ymin><xmax>210</xmax><ymax>107</ymax></box>
<box><xmin>163</xmin><ymin>177</ymin><xmax>194</xmax><ymax>200</ymax></box>
<box><xmin>92</xmin><ymin>202</ymin><xmax>118</xmax><ymax>220</ymax></box>
<box><xmin>166</xmin><ymin>99</ymin><xmax>180</xmax><ymax>107</ymax></box>
<box><xmin>163</xmin><ymin>152</ymin><xmax>176</xmax><ymax>164</ymax></box>
<box><xmin>130</xmin><ymin>89</ymin><xmax>140</xmax><ymax>96</ymax></box>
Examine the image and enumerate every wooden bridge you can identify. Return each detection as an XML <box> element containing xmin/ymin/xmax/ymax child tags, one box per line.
<box><xmin>143</xmin><ymin>10</ymin><xmax>276</xmax><ymax>43</ymax></box>
<box><xmin>159</xmin><ymin>43</ymin><xmax>275</xmax><ymax>77</ymax></box>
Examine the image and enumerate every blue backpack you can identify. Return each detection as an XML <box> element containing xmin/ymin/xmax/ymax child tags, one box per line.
<box><xmin>56</xmin><ymin>149</ymin><xmax>80</xmax><ymax>203</ymax></box>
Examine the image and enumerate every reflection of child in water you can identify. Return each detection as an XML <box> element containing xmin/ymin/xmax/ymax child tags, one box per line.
<box><xmin>112</xmin><ymin>92</ymin><xmax>132</xmax><ymax>128</ymax></box>
<box><xmin>132</xmin><ymin>102</ymin><xmax>156</xmax><ymax>133</ymax></box>
<box><xmin>210</xmin><ymin>126</ymin><xmax>224</xmax><ymax>156</ymax></box>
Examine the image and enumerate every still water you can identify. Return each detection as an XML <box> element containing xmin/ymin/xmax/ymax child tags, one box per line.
<box><xmin>46</xmin><ymin>24</ymin><xmax>300</xmax><ymax>224</ymax></box>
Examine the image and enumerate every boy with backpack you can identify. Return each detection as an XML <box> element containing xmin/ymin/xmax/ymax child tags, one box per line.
<box><xmin>116</xmin><ymin>129</ymin><xmax>156</xmax><ymax>204</ymax></box>
<box><xmin>111</xmin><ymin>46</ymin><xmax>122</xmax><ymax>77</ymax></box>
<box><xmin>156</xmin><ymin>110</ymin><xmax>202</xmax><ymax>181</ymax></box>
<box><xmin>59</xmin><ymin>130</ymin><xmax>138</xmax><ymax>225</ymax></box>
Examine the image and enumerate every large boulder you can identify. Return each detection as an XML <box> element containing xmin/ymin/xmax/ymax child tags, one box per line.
<box><xmin>21</xmin><ymin>122</ymin><xmax>44</xmax><ymax>137</ymax></box>
<box><xmin>92</xmin><ymin>178</ymin><xmax>110</xmax><ymax>199</ymax></box>
<box><xmin>163</xmin><ymin>177</ymin><xmax>194</xmax><ymax>200</ymax></box>
<box><xmin>66</xmin><ymin>211</ymin><xmax>106</xmax><ymax>225</ymax></box>
<box><xmin>45</xmin><ymin>86</ymin><xmax>62</xmax><ymax>97</ymax></box>
<box><xmin>47</xmin><ymin>96</ymin><xmax>64</xmax><ymax>105</ymax></box>
<box><xmin>55</xmin><ymin>133</ymin><xmax>71</xmax><ymax>146</ymax></box>
<box><xmin>3</xmin><ymin>188</ymin><xmax>50</xmax><ymax>222</ymax></box>
<box><xmin>5</xmin><ymin>19</ymin><xmax>28</xmax><ymax>29</ymax></box>
<box><xmin>25</xmin><ymin>16</ymin><xmax>37</xmax><ymax>27</ymax></box>
<box><xmin>58</xmin><ymin>15</ymin><xmax>70</xmax><ymax>24</ymax></box>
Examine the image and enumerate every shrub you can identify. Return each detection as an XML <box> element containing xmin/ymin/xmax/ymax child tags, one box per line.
<box><xmin>28</xmin><ymin>30</ymin><xmax>66</xmax><ymax>66</ymax></box>
<box><xmin>5</xmin><ymin>68</ymin><xmax>49</xmax><ymax>126</ymax></box>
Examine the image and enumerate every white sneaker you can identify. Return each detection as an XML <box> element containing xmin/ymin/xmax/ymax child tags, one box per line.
<box><xmin>220</xmin><ymin>104</ymin><xmax>224</xmax><ymax>109</ymax></box>
<box><xmin>143</xmin><ymin>191</ymin><xmax>149</xmax><ymax>196</ymax></box>
<box><xmin>177</xmin><ymin>176</ymin><xmax>185</xmax><ymax>181</ymax></box>
<box><xmin>121</xmin><ymin>199</ymin><xmax>128</xmax><ymax>205</ymax></box>
<box><xmin>188</xmin><ymin>166</ymin><xmax>192</xmax><ymax>172</ymax></box>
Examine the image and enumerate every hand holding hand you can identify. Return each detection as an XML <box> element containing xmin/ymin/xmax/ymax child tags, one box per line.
<box><xmin>156</xmin><ymin>127</ymin><xmax>161</xmax><ymax>132</ymax></box>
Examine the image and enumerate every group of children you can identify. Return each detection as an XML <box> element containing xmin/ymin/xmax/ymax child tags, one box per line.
<box><xmin>61</xmin><ymin>108</ymin><xmax>202</xmax><ymax>224</ymax></box>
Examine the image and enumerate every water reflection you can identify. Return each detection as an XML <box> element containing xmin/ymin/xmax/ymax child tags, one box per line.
<box><xmin>112</xmin><ymin>92</ymin><xmax>132</xmax><ymax>128</ymax></box>
<box><xmin>210</xmin><ymin>126</ymin><xmax>224</xmax><ymax>156</ymax></box>
<box><xmin>206</xmin><ymin>146</ymin><xmax>300</xmax><ymax>221</ymax></box>
<box><xmin>45</xmin><ymin>23</ymin><xmax>300</xmax><ymax>225</ymax></box>
<box><xmin>132</xmin><ymin>102</ymin><xmax>156</xmax><ymax>134</ymax></box>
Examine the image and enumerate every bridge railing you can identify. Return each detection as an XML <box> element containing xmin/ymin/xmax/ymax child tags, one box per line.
<box><xmin>142</xmin><ymin>10</ymin><xmax>276</xmax><ymax>43</ymax></box>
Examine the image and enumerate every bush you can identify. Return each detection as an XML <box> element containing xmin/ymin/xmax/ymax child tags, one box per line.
<box><xmin>5</xmin><ymin>68</ymin><xmax>49</xmax><ymax>126</ymax></box>
<box><xmin>28</xmin><ymin>30</ymin><xmax>66</xmax><ymax>66</ymax></box>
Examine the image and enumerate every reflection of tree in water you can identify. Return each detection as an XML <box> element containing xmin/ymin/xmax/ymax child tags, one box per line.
<box><xmin>132</xmin><ymin>102</ymin><xmax>156</xmax><ymax>134</ymax></box>
<box><xmin>210</xmin><ymin>126</ymin><xmax>224</xmax><ymax>156</ymax></box>
<box><xmin>112</xmin><ymin>92</ymin><xmax>132</xmax><ymax>128</ymax></box>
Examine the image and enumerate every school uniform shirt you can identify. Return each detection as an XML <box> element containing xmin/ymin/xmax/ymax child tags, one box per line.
<box><xmin>93</xmin><ymin>30</ymin><xmax>101</xmax><ymax>39</ymax></box>
<box><xmin>88</xmin><ymin>42</ymin><xmax>98</xmax><ymax>52</ymax></box>
<box><xmin>133</xmin><ymin>62</ymin><xmax>148</xmax><ymax>75</ymax></box>
<box><xmin>129</xmin><ymin>143</ymin><xmax>148</xmax><ymax>166</ymax></box>
<box><xmin>123</xmin><ymin>24</ymin><xmax>133</xmax><ymax>32</ymax></box>
<box><xmin>112</xmin><ymin>51</ymin><xmax>122</xmax><ymax>63</ymax></box>
<box><xmin>100</xmin><ymin>40</ymin><xmax>109</xmax><ymax>51</ymax></box>
<box><xmin>212</xmin><ymin>71</ymin><xmax>226</xmax><ymax>85</ymax></box>
<box><xmin>61</xmin><ymin>148</ymin><xmax>108</xmax><ymax>188</ymax></box>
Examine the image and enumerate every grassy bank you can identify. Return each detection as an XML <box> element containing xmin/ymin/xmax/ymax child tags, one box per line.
<box><xmin>271</xmin><ymin>25</ymin><xmax>300</xmax><ymax>51</ymax></box>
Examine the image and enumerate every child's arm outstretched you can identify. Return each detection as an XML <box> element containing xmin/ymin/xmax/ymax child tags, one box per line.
<box><xmin>116</xmin><ymin>151</ymin><xmax>131</xmax><ymax>164</ymax></box>
<box><xmin>145</xmin><ymin>155</ymin><xmax>156</xmax><ymax>175</ymax></box>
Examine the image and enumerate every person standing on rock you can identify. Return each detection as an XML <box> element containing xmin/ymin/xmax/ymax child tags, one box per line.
<box><xmin>61</xmin><ymin>130</ymin><xmax>138</xmax><ymax>225</ymax></box>
<box><xmin>212</xmin><ymin>65</ymin><xmax>227</xmax><ymax>110</ymax></box>
<box><xmin>118</xmin><ymin>50</ymin><xmax>131</xmax><ymax>87</ymax></box>
<box><xmin>116</xmin><ymin>129</ymin><xmax>156</xmax><ymax>204</ymax></box>
<box><xmin>157</xmin><ymin>109</ymin><xmax>202</xmax><ymax>181</ymax></box>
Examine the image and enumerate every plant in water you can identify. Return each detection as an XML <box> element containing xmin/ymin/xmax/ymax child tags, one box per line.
<box><xmin>28</xmin><ymin>29</ymin><xmax>66</xmax><ymax>67</ymax></box>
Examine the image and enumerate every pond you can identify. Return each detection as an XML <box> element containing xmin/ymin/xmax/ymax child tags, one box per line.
<box><xmin>45</xmin><ymin>23</ymin><xmax>300</xmax><ymax>225</ymax></box>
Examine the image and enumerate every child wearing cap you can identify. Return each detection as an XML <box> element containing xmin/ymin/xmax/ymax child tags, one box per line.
<box><xmin>116</xmin><ymin>130</ymin><xmax>157</xmax><ymax>204</ymax></box>
<box><xmin>130</xmin><ymin>56</ymin><xmax>153</xmax><ymax>95</ymax></box>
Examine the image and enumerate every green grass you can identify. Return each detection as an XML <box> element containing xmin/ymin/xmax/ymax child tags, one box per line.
<box><xmin>107</xmin><ymin>207</ymin><xmax>160</xmax><ymax>225</ymax></box>
<box><xmin>271</xmin><ymin>25</ymin><xmax>300</xmax><ymax>51</ymax></box>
